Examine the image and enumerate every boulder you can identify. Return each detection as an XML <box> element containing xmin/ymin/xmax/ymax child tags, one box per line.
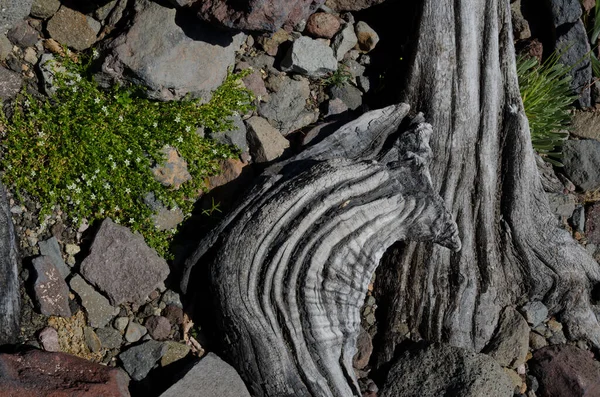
<box><xmin>0</xmin><ymin>34</ymin><xmax>11</xmax><ymax>61</ymax></box>
<box><xmin>245</xmin><ymin>116</ymin><xmax>290</xmax><ymax>162</ymax></box>
<box><xmin>196</xmin><ymin>0</ymin><xmax>324</xmax><ymax>32</ymax></box>
<box><xmin>30</xmin><ymin>0</ymin><xmax>61</xmax><ymax>19</ymax></box>
<box><xmin>38</xmin><ymin>326</ymin><xmax>61</xmax><ymax>352</ymax></box>
<box><xmin>324</xmin><ymin>0</ymin><xmax>386</xmax><ymax>11</ymax></box>
<box><xmin>0</xmin><ymin>0</ymin><xmax>33</xmax><ymax>35</ymax></box>
<box><xmin>47</xmin><ymin>6</ymin><xmax>100</xmax><ymax>51</ymax></box>
<box><xmin>482</xmin><ymin>306</ymin><xmax>529</xmax><ymax>368</ymax></box>
<box><xmin>546</xmin><ymin>193</ymin><xmax>576</xmax><ymax>219</ymax></box>
<box><xmin>555</xmin><ymin>20</ymin><xmax>591</xmax><ymax>108</ymax></box>
<box><xmin>511</xmin><ymin>0</ymin><xmax>531</xmax><ymax>40</ymax></box>
<box><xmin>305</xmin><ymin>12</ymin><xmax>341</xmax><ymax>39</ymax></box>
<box><xmin>0</xmin><ymin>66</ymin><xmax>22</xmax><ymax>101</ymax></box>
<box><xmin>32</xmin><ymin>256</ymin><xmax>71</xmax><ymax>317</ymax></box>
<box><xmin>332</xmin><ymin>23</ymin><xmax>358</xmax><ymax>61</ymax></box>
<box><xmin>259</xmin><ymin>76</ymin><xmax>316</xmax><ymax>134</ymax></box>
<box><xmin>281</xmin><ymin>36</ymin><xmax>338</xmax><ymax>77</ymax></box>
<box><xmin>0</xmin><ymin>349</ymin><xmax>130</xmax><ymax>396</ymax></box>
<box><xmin>562</xmin><ymin>139</ymin><xmax>600</xmax><ymax>191</ymax></box>
<box><xmin>160</xmin><ymin>353</ymin><xmax>251</xmax><ymax>397</ymax></box>
<box><xmin>119</xmin><ymin>340</ymin><xmax>167</xmax><ymax>381</ymax></box>
<box><xmin>7</xmin><ymin>20</ymin><xmax>38</xmax><ymax>47</ymax></box>
<box><xmin>548</xmin><ymin>0</ymin><xmax>582</xmax><ymax>27</ymax></box>
<box><xmin>80</xmin><ymin>218</ymin><xmax>169</xmax><ymax>306</ymax></box>
<box><xmin>101</xmin><ymin>0</ymin><xmax>245</xmax><ymax>101</ymax></box>
<box><xmin>69</xmin><ymin>275</ymin><xmax>118</xmax><ymax>328</ymax></box>
<box><xmin>206</xmin><ymin>159</ymin><xmax>247</xmax><ymax>190</ymax></box>
<box><xmin>257</xmin><ymin>29</ymin><xmax>291</xmax><ymax>57</ymax></box>
<box><xmin>380</xmin><ymin>343</ymin><xmax>514</xmax><ymax>397</ymax></box>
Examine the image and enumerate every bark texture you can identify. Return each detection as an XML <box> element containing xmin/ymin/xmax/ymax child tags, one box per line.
<box><xmin>0</xmin><ymin>183</ymin><xmax>20</xmax><ymax>345</ymax></box>
<box><xmin>374</xmin><ymin>0</ymin><xmax>600</xmax><ymax>368</ymax></box>
<box><xmin>181</xmin><ymin>104</ymin><xmax>461</xmax><ymax>396</ymax></box>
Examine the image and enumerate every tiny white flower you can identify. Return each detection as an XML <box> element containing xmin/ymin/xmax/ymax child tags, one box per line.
<box><xmin>114</xmin><ymin>205</ymin><xmax>120</xmax><ymax>211</ymax></box>
<box><xmin>95</xmin><ymin>169</ymin><xmax>100</xmax><ymax>174</ymax></box>
<box><xmin>91</xmin><ymin>193</ymin><xmax>96</xmax><ymax>200</ymax></box>
<box><xmin>126</xmin><ymin>148</ymin><xmax>132</xmax><ymax>155</ymax></box>
<box><xmin>102</xmin><ymin>106</ymin><xmax>107</xmax><ymax>113</ymax></box>
<box><xmin>212</xmin><ymin>149</ymin><xmax>218</xmax><ymax>155</ymax></box>
<box><xmin>143</xmin><ymin>132</ymin><xmax>149</xmax><ymax>138</ymax></box>
<box><xmin>99</xmin><ymin>208</ymin><xmax>105</xmax><ymax>214</ymax></box>
<box><xmin>92</xmin><ymin>49</ymin><xmax>99</xmax><ymax>59</ymax></box>
<box><xmin>185</xmin><ymin>126</ymin><xmax>191</xmax><ymax>132</ymax></box>
<box><xmin>108</xmin><ymin>155</ymin><xmax>113</xmax><ymax>161</ymax></box>
<box><xmin>49</xmin><ymin>191</ymin><xmax>55</xmax><ymax>196</ymax></box>
<box><xmin>129</xmin><ymin>218</ymin><xmax>134</xmax><ymax>224</ymax></box>
<box><xmin>75</xmin><ymin>199</ymin><xmax>80</xmax><ymax>205</ymax></box>
<box><xmin>111</xmin><ymin>162</ymin><xmax>117</xmax><ymax>170</ymax></box>
<box><xmin>75</xmin><ymin>187</ymin><xmax>81</xmax><ymax>193</ymax></box>
<box><xmin>7</xmin><ymin>164</ymin><xmax>12</xmax><ymax>170</ymax></box>
<box><xmin>236</xmin><ymin>100</ymin><xmax>243</xmax><ymax>106</ymax></box>
<box><xmin>124</xmin><ymin>159</ymin><xmax>130</xmax><ymax>166</ymax></box>
<box><xmin>37</xmin><ymin>141</ymin><xmax>44</xmax><ymax>147</ymax></box>
<box><xmin>232</xmin><ymin>111</ymin><xmax>239</xmax><ymax>117</ymax></box>
<box><xmin>176</xmin><ymin>136</ymin><xmax>183</xmax><ymax>143</ymax></box>
<box><xmin>67</xmin><ymin>183</ymin><xmax>76</xmax><ymax>190</ymax></box>
<box><xmin>118</xmin><ymin>115</ymin><xmax>123</xmax><ymax>122</ymax></box>
<box><xmin>94</xmin><ymin>97</ymin><xmax>100</xmax><ymax>104</ymax></box>
<box><xmin>30</xmin><ymin>170</ymin><xmax>36</xmax><ymax>176</ymax></box>
<box><xmin>114</xmin><ymin>218</ymin><xmax>120</xmax><ymax>224</ymax></box>
<box><xmin>103</xmin><ymin>183</ymin><xmax>110</xmax><ymax>190</ymax></box>
<box><xmin>75</xmin><ymin>74</ymin><xmax>81</xmax><ymax>82</ymax></box>
<box><xmin>125</xmin><ymin>188</ymin><xmax>131</xmax><ymax>194</ymax></box>
<box><xmin>86</xmin><ymin>180</ymin><xmax>92</xmax><ymax>186</ymax></box>
<box><xmin>72</xmin><ymin>86</ymin><xmax>77</xmax><ymax>93</ymax></box>
<box><xmin>256</xmin><ymin>95</ymin><xmax>262</xmax><ymax>102</ymax></box>
<box><xmin>72</xmin><ymin>217</ymin><xmax>78</xmax><ymax>224</ymax></box>
<box><xmin>152</xmin><ymin>122</ymin><xmax>158</xmax><ymax>128</ymax></box>
<box><xmin>24</xmin><ymin>100</ymin><xmax>30</xmax><ymax>107</ymax></box>
<box><xmin>91</xmin><ymin>175</ymin><xmax>97</xmax><ymax>181</ymax></box>
<box><xmin>135</xmin><ymin>157</ymin><xmax>141</xmax><ymax>163</ymax></box>
<box><xmin>175</xmin><ymin>115</ymin><xmax>181</xmax><ymax>123</ymax></box>
<box><xmin>38</xmin><ymin>130</ymin><xmax>45</xmax><ymax>137</ymax></box>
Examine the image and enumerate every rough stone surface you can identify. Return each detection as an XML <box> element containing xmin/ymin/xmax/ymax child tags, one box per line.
<box><xmin>258</xmin><ymin>29</ymin><xmax>291</xmax><ymax>56</ymax></box>
<box><xmin>326</xmin><ymin>97</ymin><xmax>349</xmax><ymax>116</ymax></box>
<box><xmin>38</xmin><ymin>237</ymin><xmax>69</xmax><ymax>279</ymax></box>
<box><xmin>0</xmin><ymin>0</ymin><xmax>33</xmax><ymax>35</ymax></box>
<box><xmin>530</xmin><ymin>345</ymin><xmax>600</xmax><ymax>397</ymax></box>
<box><xmin>324</xmin><ymin>0</ymin><xmax>386</xmax><ymax>11</ymax></box>
<box><xmin>162</xmin><ymin>305</ymin><xmax>184</xmax><ymax>326</ymax></box>
<box><xmin>145</xmin><ymin>316</ymin><xmax>171</xmax><ymax>341</ymax></box>
<box><xmin>209</xmin><ymin>115</ymin><xmax>249</xmax><ymax>153</ymax></box>
<box><xmin>32</xmin><ymin>256</ymin><xmax>71</xmax><ymax>318</ymax></box>
<box><xmin>562</xmin><ymin>139</ymin><xmax>600</xmax><ymax>191</ymax></box>
<box><xmin>0</xmin><ymin>66</ymin><xmax>22</xmax><ymax>101</ymax></box>
<box><xmin>587</xmin><ymin>202</ymin><xmax>600</xmax><ymax>245</ymax></box>
<box><xmin>30</xmin><ymin>0</ymin><xmax>61</xmax><ymax>19</ymax></box>
<box><xmin>119</xmin><ymin>340</ymin><xmax>167</xmax><ymax>381</ymax></box>
<box><xmin>38</xmin><ymin>326</ymin><xmax>60</xmax><ymax>352</ymax></box>
<box><xmin>160</xmin><ymin>353</ymin><xmax>251</xmax><ymax>397</ymax></box>
<box><xmin>241</xmin><ymin>68</ymin><xmax>268</xmax><ymax>99</ymax></box>
<box><xmin>305</xmin><ymin>12</ymin><xmax>341</xmax><ymax>39</ymax></box>
<box><xmin>353</xmin><ymin>326</ymin><xmax>373</xmax><ymax>370</ymax></box>
<box><xmin>80</xmin><ymin>218</ymin><xmax>169</xmax><ymax>306</ymax></box>
<box><xmin>332</xmin><ymin>23</ymin><xmax>358</xmax><ymax>61</ymax></box>
<box><xmin>259</xmin><ymin>76</ymin><xmax>316</xmax><ymax>134</ymax></box>
<box><xmin>96</xmin><ymin>327</ymin><xmax>123</xmax><ymax>349</ymax></box>
<box><xmin>7</xmin><ymin>21</ymin><xmax>38</xmax><ymax>47</ymax></box>
<box><xmin>125</xmin><ymin>321</ymin><xmax>147</xmax><ymax>343</ymax></box>
<box><xmin>548</xmin><ymin>0</ymin><xmax>582</xmax><ymax>27</ymax></box>
<box><xmin>571</xmin><ymin>111</ymin><xmax>600</xmax><ymax>141</ymax></box>
<box><xmin>281</xmin><ymin>36</ymin><xmax>338</xmax><ymax>77</ymax></box>
<box><xmin>556</xmin><ymin>20</ymin><xmax>591</xmax><ymax>107</ymax></box>
<box><xmin>245</xmin><ymin>116</ymin><xmax>290</xmax><ymax>162</ymax></box>
<box><xmin>520</xmin><ymin>301</ymin><xmax>549</xmax><ymax>327</ymax></box>
<box><xmin>69</xmin><ymin>275</ymin><xmax>118</xmax><ymax>328</ymax></box>
<box><xmin>152</xmin><ymin>146</ymin><xmax>192</xmax><ymax>189</ymax></box>
<box><xmin>84</xmin><ymin>327</ymin><xmax>102</xmax><ymax>353</ymax></box>
<box><xmin>94</xmin><ymin>0</ymin><xmax>118</xmax><ymax>21</ymax></box>
<box><xmin>102</xmin><ymin>0</ymin><xmax>245</xmax><ymax>101</ymax></box>
<box><xmin>114</xmin><ymin>317</ymin><xmax>129</xmax><ymax>332</ymax></box>
<box><xmin>546</xmin><ymin>193</ymin><xmax>576</xmax><ymax>219</ymax></box>
<box><xmin>0</xmin><ymin>34</ymin><xmax>11</xmax><ymax>61</ymax></box>
<box><xmin>0</xmin><ymin>349</ymin><xmax>130</xmax><ymax>396</ymax></box>
<box><xmin>206</xmin><ymin>159</ymin><xmax>246</xmax><ymax>190</ymax></box>
<box><xmin>511</xmin><ymin>0</ymin><xmax>531</xmax><ymax>40</ymax></box>
<box><xmin>160</xmin><ymin>341</ymin><xmax>190</xmax><ymax>367</ymax></box>
<box><xmin>151</xmin><ymin>207</ymin><xmax>184</xmax><ymax>232</ymax></box>
<box><xmin>482</xmin><ymin>306</ymin><xmax>529</xmax><ymax>368</ymax></box>
<box><xmin>529</xmin><ymin>332</ymin><xmax>548</xmax><ymax>350</ymax></box>
<box><xmin>196</xmin><ymin>0</ymin><xmax>324</xmax><ymax>32</ymax></box>
<box><xmin>355</xmin><ymin>21</ymin><xmax>379</xmax><ymax>53</ymax></box>
<box><xmin>47</xmin><ymin>7</ymin><xmax>101</xmax><ymax>51</ymax></box>
<box><xmin>380</xmin><ymin>343</ymin><xmax>514</xmax><ymax>397</ymax></box>
<box><xmin>329</xmin><ymin>84</ymin><xmax>363</xmax><ymax>110</ymax></box>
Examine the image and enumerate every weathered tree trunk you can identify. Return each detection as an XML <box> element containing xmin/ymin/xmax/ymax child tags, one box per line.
<box><xmin>374</xmin><ymin>0</ymin><xmax>600</xmax><ymax>366</ymax></box>
<box><xmin>0</xmin><ymin>183</ymin><xmax>20</xmax><ymax>345</ymax></box>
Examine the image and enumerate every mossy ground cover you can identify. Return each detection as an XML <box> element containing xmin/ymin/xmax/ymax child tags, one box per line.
<box><xmin>0</xmin><ymin>52</ymin><xmax>254</xmax><ymax>257</ymax></box>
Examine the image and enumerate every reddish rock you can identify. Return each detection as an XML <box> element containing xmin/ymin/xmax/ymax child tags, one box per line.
<box><xmin>305</xmin><ymin>13</ymin><xmax>341</xmax><ymax>39</ymax></box>
<box><xmin>353</xmin><ymin>326</ymin><xmax>373</xmax><ymax>370</ymax></box>
<box><xmin>258</xmin><ymin>29</ymin><xmax>291</xmax><ymax>56</ymax></box>
<box><xmin>38</xmin><ymin>327</ymin><xmax>60</xmax><ymax>352</ymax></box>
<box><xmin>162</xmin><ymin>304</ymin><xmax>184</xmax><ymax>325</ymax></box>
<box><xmin>530</xmin><ymin>345</ymin><xmax>600</xmax><ymax>397</ymax></box>
<box><xmin>586</xmin><ymin>203</ymin><xmax>600</xmax><ymax>245</ymax></box>
<box><xmin>152</xmin><ymin>146</ymin><xmax>192</xmax><ymax>189</ymax></box>
<box><xmin>207</xmin><ymin>159</ymin><xmax>246</xmax><ymax>190</ymax></box>
<box><xmin>196</xmin><ymin>0</ymin><xmax>325</xmax><ymax>32</ymax></box>
<box><xmin>0</xmin><ymin>349</ymin><xmax>130</xmax><ymax>396</ymax></box>
<box><xmin>145</xmin><ymin>315</ymin><xmax>172</xmax><ymax>341</ymax></box>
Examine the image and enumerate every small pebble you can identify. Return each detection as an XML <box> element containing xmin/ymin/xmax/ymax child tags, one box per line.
<box><xmin>125</xmin><ymin>321</ymin><xmax>147</xmax><ymax>343</ymax></box>
<box><xmin>38</xmin><ymin>326</ymin><xmax>60</xmax><ymax>352</ymax></box>
<box><xmin>114</xmin><ymin>316</ymin><xmax>129</xmax><ymax>332</ymax></box>
<box><xmin>65</xmin><ymin>244</ymin><xmax>80</xmax><ymax>255</ymax></box>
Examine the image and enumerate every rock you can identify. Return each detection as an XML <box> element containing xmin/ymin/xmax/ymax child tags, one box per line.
<box><xmin>0</xmin><ymin>0</ymin><xmax>33</xmax><ymax>35</ymax></box>
<box><xmin>94</xmin><ymin>0</ymin><xmax>118</xmax><ymax>21</ymax></box>
<box><xmin>96</xmin><ymin>327</ymin><xmax>123</xmax><ymax>349</ymax></box>
<box><xmin>562</xmin><ymin>139</ymin><xmax>600</xmax><ymax>191</ymax></box>
<box><xmin>162</xmin><ymin>305</ymin><xmax>184</xmax><ymax>326</ymax></box>
<box><xmin>546</xmin><ymin>193</ymin><xmax>576</xmax><ymax>219</ymax></box>
<box><xmin>209</xmin><ymin>115</ymin><xmax>249</xmax><ymax>153</ymax></box>
<box><xmin>0</xmin><ymin>34</ymin><xmax>11</xmax><ymax>61</ymax></box>
<box><xmin>511</xmin><ymin>0</ymin><xmax>531</xmax><ymax>40</ymax></box>
<box><xmin>548</xmin><ymin>0</ymin><xmax>582</xmax><ymax>27</ymax></box>
<box><xmin>241</xmin><ymin>68</ymin><xmax>268</xmax><ymax>100</ymax></box>
<box><xmin>258</xmin><ymin>29</ymin><xmax>291</xmax><ymax>57</ymax></box>
<box><xmin>7</xmin><ymin>20</ymin><xmax>38</xmax><ymax>47</ymax></box>
<box><xmin>0</xmin><ymin>349</ymin><xmax>130</xmax><ymax>396</ymax></box>
<box><xmin>84</xmin><ymin>326</ymin><xmax>102</xmax><ymax>353</ymax></box>
<box><xmin>101</xmin><ymin>0</ymin><xmax>245</xmax><ymax>101</ymax></box>
<box><xmin>324</xmin><ymin>0</ymin><xmax>386</xmax><ymax>11</ymax></box>
<box><xmin>519</xmin><ymin>301</ymin><xmax>549</xmax><ymax>327</ymax></box>
<box><xmin>30</xmin><ymin>0</ymin><xmax>60</xmax><ymax>19</ymax></box>
<box><xmin>38</xmin><ymin>237</ymin><xmax>69</xmax><ymax>279</ymax></box>
<box><xmin>529</xmin><ymin>332</ymin><xmax>548</xmax><ymax>350</ymax></box>
<box><xmin>196</xmin><ymin>0</ymin><xmax>324</xmax><ymax>32</ymax></box>
<box><xmin>482</xmin><ymin>307</ymin><xmax>529</xmax><ymax>368</ymax></box>
<box><xmin>168</xmin><ymin>0</ymin><xmax>195</xmax><ymax>7</ymax></box>
<box><xmin>80</xmin><ymin>218</ymin><xmax>170</xmax><ymax>306</ymax></box>
<box><xmin>259</xmin><ymin>76</ymin><xmax>316</xmax><ymax>134</ymax></box>
<box><xmin>47</xmin><ymin>6</ymin><xmax>100</xmax><ymax>51</ymax></box>
<box><xmin>586</xmin><ymin>203</ymin><xmax>600</xmax><ymax>245</ymax></box>
<box><xmin>530</xmin><ymin>345</ymin><xmax>600</xmax><ymax>397</ymax></box>
<box><xmin>503</xmin><ymin>367</ymin><xmax>524</xmax><ymax>392</ymax></box>
<box><xmin>125</xmin><ymin>321</ymin><xmax>147</xmax><ymax>343</ymax></box>
<box><xmin>206</xmin><ymin>159</ymin><xmax>246</xmax><ymax>190</ymax></box>
<box><xmin>355</xmin><ymin>21</ymin><xmax>379</xmax><ymax>53</ymax></box>
<box><xmin>160</xmin><ymin>341</ymin><xmax>191</xmax><ymax>367</ymax></box>
<box><xmin>353</xmin><ymin>326</ymin><xmax>373</xmax><ymax>370</ymax></box>
<box><xmin>305</xmin><ymin>12</ymin><xmax>341</xmax><ymax>39</ymax></box>
<box><xmin>119</xmin><ymin>340</ymin><xmax>167</xmax><ymax>381</ymax></box>
<box><xmin>571</xmin><ymin>205</ymin><xmax>585</xmax><ymax>233</ymax></box>
<box><xmin>329</xmin><ymin>84</ymin><xmax>363</xmax><ymax>110</ymax></box>
<box><xmin>65</xmin><ymin>244</ymin><xmax>80</xmax><ymax>256</ymax></box>
<box><xmin>104</xmin><ymin>0</ymin><xmax>128</xmax><ymax>30</ymax></box>
<box><xmin>38</xmin><ymin>326</ymin><xmax>60</xmax><ymax>352</ymax></box>
<box><xmin>38</xmin><ymin>53</ymin><xmax>66</xmax><ymax>96</ymax></box>
<box><xmin>547</xmin><ymin>328</ymin><xmax>567</xmax><ymax>345</ymax></box>
<box><xmin>555</xmin><ymin>20</ymin><xmax>591</xmax><ymax>107</ymax></box>
<box><xmin>245</xmin><ymin>116</ymin><xmax>290</xmax><ymax>162</ymax></box>
<box><xmin>69</xmin><ymin>275</ymin><xmax>118</xmax><ymax>328</ymax></box>
<box><xmin>0</xmin><ymin>65</ymin><xmax>22</xmax><ymax>101</ymax></box>
<box><xmin>145</xmin><ymin>316</ymin><xmax>171</xmax><ymax>341</ymax></box>
<box><xmin>160</xmin><ymin>353</ymin><xmax>251</xmax><ymax>397</ymax></box>
<box><xmin>332</xmin><ymin>23</ymin><xmax>358</xmax><ymax>61</ymax></box>
<box><xmin>114</xmin><ymin>316</ymin><xmax>129</xmax><ymax>332</ymax></box>
<box><xmin>571</xmin><ymin>111</ymin><xmax>600</xmax><ymax>141</ymax></box>
<box><xmin>23</xmin><ymin>47</ymin><xmax>37</xmax><ymax>64</ymax></box>
<box><xmin>32</xmin><ymin>256</ymin><xmax>71</xmax><ymax>317</ymax></box>
<box><xmin>152</xmin><ymin>146</ymin><xmax>192</xmax><ymax>189</ymax></box>
<box><xmin>380</xmin><ymin>343</ymin><xmax>514</xmax><ymax>397</ymax></box>
<box><xmin>326</xmin><ymin>97</ymin><xmax>349</xmax><ymax>116</ymax></box>
<box><xmin>151</xmin><ymin>206</ymin><xmax>184</xmax><ymax>232</ymax></box>
<box><xmin>281</xmin><ymin>36</ymin><xmax>338</xmax><ymax>77</ymax></box>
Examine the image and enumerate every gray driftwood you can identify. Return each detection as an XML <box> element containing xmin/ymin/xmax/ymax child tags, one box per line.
<box><xmin>0</xmin><ymin>183</ymin><xmax>20</xmax><ymax>345</ymax></box>
<box><xmin>182</xmin><ymin>104</ymin><xmax>461</xmax><ymax>396</ymax></box>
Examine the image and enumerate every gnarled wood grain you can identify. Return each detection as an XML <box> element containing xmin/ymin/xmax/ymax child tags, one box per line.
<box><xmin>0</xmin><ymin>183</ymin><xmax>20</xmax><ymax>345</ymax></box>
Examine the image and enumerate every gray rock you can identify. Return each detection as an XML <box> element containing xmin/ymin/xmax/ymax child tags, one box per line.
<box><xmin>209</xmin><ymin>114</ymin><xmax>249</xmax><ymax>153</ymax></box>
<box><xmin>152</xmin><ymin>146</ymin><xmax>192</xmax><ymax>189</ymax></box>
<box><xmin>482</xmin><ymin>306</ymin><xmax>530</xmax><ymax>368</ymax></box>
<box><xmin>101</xmin><ymin>0</ymin><xmax>245</xmax><ymax>101</ymax></box>
<box><xmin>556</xmin><ymin>20</ymin><xmax>591</xmax><ymax>107</ymax></box>
<box><xmin>0</xmin><ymin>0</ymin><xmax>33</xmax><ymax>35</ymax></box>
<box><xmin>160</xmin><ymin>290</ymin><xmax>182</xmax><ymax>308</ymax></box>
<box><xmin>23</xmin><ymin>47</ymin><xmax>37</xmax><ymax>65</ymax></box>
<box><xmin>546</xmin><ymin>193</ymin><xmax>576</xmax><ymax>219</ymax></box>
<box><xmin>125</xmin><ymin>321</ymin><xmax>147</xmax><ymax>343</ymax></box>
<box><xmin>355</xmin><ymin>21</ymin><xmax>379</xmax><ymax>53</ymax></box>
<box><xmin>326</xmin><ymin>98</ymin><xmax>348</xmax><ymax>116</ymax></box>
<box><xmin>380</xmin><ymin>343</ymin><xmax>514</xmax><ymax>397</ymax></box>
<box><xmin>151</xmin><ymin>207</ymin><xmax>184</xmax><ymax>232</ymax></box>
<box><xmin>84</xmin><ymin>326</ymin><xmax>102</xmax><ymax>353</ymax></box>
<box><xmin>119</xmin><ymin>340</ymin><xmax>167</xmax><ymax>381</ymax></box>
<box><xmin>281</xmin><ymin>36</ymin><xmax>338</xmax><ymax>77</ymax></box>
<box><xmin>32</xmin><ymin>256</ymin><xmax>71</xmax><ymax>317</ymax></box>
<box><xmin>0</xmin><ymin>66</ymin><xmax>22</xmax><ymax>101</ymax></box>
<box><xmin>0</xmin><ymin>34</ymin><xmax>11</xmax><ymax>61</ymax></box>
<box><xmin>167</xmin><ymin>0</ymin><xmax>195</xmax><ymax>7</ymax></box>
<box><xmin>511</xmin><ymin>0</ymin><xmax>531</xmax><ymax>40</ymax></box>
<box><xmin>80</xmin><ymin>218</ymin><xmax>170</xmax><ymax>306</ymax></box>
<box><xmin>160</xmin><ymin>353</ymin><xmax>251</xmax><ymax>397</ymax></box>
<box><xmin>245</xmin><ymin>116</ymin><xmax>290</xmax><ymax>163</ymax></box>
<box><xmin>30</xmin><ymin>0</ymin><xmax>60</xmax><ymax>19</ymax></box>
<box><xmin>357</xmin><ymin>75</ymin><xmax>371</xmax><ymax>93</ymax></box>
<box><xmin>47</xmin><ymin>6</ymin><xmax>101</xmax><ymax>51</ymax></box>
<box><xmin>160</xmin><ymin>341</ymin><xmax>190</xmax><ymax>367</ymax></box>
<box><xmin>548</xmin><ymin>0</ymin><xmax>582</xmax><ymax>27</ymax></box>
<box><xmin>342</xmin><ymin>59</ymin><xmax>366</xmax><ymax>79</ymax></box>
<box><xmin>105</xmin><ymin>0</ymin><xmax>128</xmax><ymax>29</ymax></box>
<box><xmin>329</xmin><ymin>84</ymin><xmax>362</xmax><ymax>110</ymax></box>
<box><xmin>520</xmin><ymin>301</ymin><xmax>549</xmax><ymax>327</ymax></box>
<box><xmin>331</xmin><ymin>23</ymin><xmax>358</xmax><ymax>61</ymax></box>
<box><xmin>562</xmin><ymin>139</ymin><xmax>600</xmax><ymax>191</ymax></box>
<box><xmin>96</xmin><ymin>327</ymin><xmax>123</xmax><ymax>349</ymax></box>
<box><xmin>529</xmin><ymin>332</ymin><xmax>548</xmax><ymax>350</ymax></box>
<box><xmin>114</xmin><ymin>316</ymin><xmax>129</xmax><ymax>332</ymax></box>
<box><xmin>94</xmin><ymin>0</ymin><xmax>118</xmax><ymax>22</ymax></box>
<box><xmin>38</xmin><ymin>237</ymin><xmax>69</xmax><ymax>279</ymax></box>
<box><xmin>259</xmin><ymin>76</ymin><xmax>316</xmax><ymax>134</ymax></box>
<box><xmin>145</xmin><ymin>315</ymin><xmax>171</xmax><ymax>341</ymax></box>
<box><xmin>571</xmin><ymin>111</ymin><xmax>600</xmax><ymax>141</ymax></box>
<box><xmin>7</xmin><ymin>20</ymin><xmax>38</xmax><ymax>47</ymax></box>
<box><xmin>571</xmin><ymin>205</ymin><xmax>585</xmax><ymax>232</ymax></box>
<box><xmin>69</xmin><ymin>275</ymin><xmax>118</xmax><ymax>328</ymax></box>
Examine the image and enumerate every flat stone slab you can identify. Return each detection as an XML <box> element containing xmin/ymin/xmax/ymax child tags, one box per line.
<box><xmin>32</xmin><ymin>256</ymin><xmax>71</xmax><ymax>317</ymax></box>
<box><xmin>80</xmin><ymin>218</ymin><xmax>169</xmax><ymax>306</ymax></box>
<box><xmin>119</xmin><ymin>340</ymin><xmax>167</xmax><ymax>381</ymax></box>
<box><xmin>70</xmin><ymin>275</ymin><xmax>118</xmax><ymax>328</ymax></box>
